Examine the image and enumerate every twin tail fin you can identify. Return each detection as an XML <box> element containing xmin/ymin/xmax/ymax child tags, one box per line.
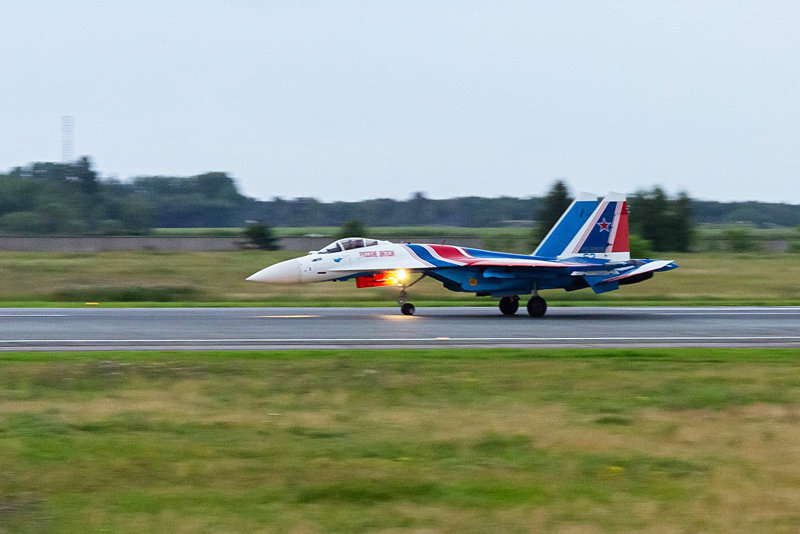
<box><xmin>533</xmin><ymin>192</ymin><xmax>630</xmax><ymax>262</ymax></box>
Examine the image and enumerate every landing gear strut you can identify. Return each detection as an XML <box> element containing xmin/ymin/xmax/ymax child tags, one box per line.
<box><xmin>398</xmin><ymin>287</ymin><xmax>414</xmax><ymax>315</ymax></box>
<box><xmin>499</xmin><ymin>296</ymin><xmax>519</xmax><ymax>315</ymax></box>
<box><xmin>397</xmin><ymin>274</ymin><xmax>427</xmax><ymax>316</ymax></box>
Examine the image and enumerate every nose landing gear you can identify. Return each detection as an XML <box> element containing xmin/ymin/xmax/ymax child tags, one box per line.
<box><xmin>397</xmin><ymin>273</ymin><xmax>427</xmax><ymax>315</ymax></box>
<box><xmin>398</xmin><ymin>287</ymin><xmax>415</xmax><ymax>315</ymax></box>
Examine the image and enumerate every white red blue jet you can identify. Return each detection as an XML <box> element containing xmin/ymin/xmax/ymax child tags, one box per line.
<box><xmin>247</xmin><ymin>192</ymin><xmax>678</xmax><ymax>316</ymax></box>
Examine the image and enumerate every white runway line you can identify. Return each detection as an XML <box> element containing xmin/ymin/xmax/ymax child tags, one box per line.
<box><xmin>660</xmin><ymin>311</ymin><xmax>800</xmax><ymax>315</ymax></box>
<box><xmin>3</xmin><ymin>335</ymin><xmax>800</xmax><ymax>344</ymax></box>
<box><xmin>0</xmin><ymin>314</ymin><xmax>69</xmax><ymax>317</ymax></box>
<box><xmin>251</xmin><ymin>315</ymin><xmax>320</xmax><ymax>318</ymax></box>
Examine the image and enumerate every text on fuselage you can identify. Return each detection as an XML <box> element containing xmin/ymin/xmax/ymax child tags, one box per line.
<box><xmin>359</xmin><ymin>250</ymin><xmax>395</xmax><ymax>258</ymax></box>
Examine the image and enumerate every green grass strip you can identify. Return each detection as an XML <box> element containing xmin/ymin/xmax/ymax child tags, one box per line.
<box><xmin>2</xmin><ymin>347</ymin><xmax>800</xmax><ymax>363</ymax></box>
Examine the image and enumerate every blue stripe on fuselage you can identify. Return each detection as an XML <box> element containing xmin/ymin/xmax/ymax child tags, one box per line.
<box><xmin>404</xmin><ymin>244</ymin><xmax>457</xmax><ymax>267</ymax></box>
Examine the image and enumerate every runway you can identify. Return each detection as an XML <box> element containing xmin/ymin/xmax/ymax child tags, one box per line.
<box><xmin>1</xmin><ymin>306</ymin><xmax>800</xmax><ymax>351</ymax></box>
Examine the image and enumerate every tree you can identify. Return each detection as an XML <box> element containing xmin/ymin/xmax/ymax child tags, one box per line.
<box><xmin>74</xmin><ymin>156</ymin><xmax>99</xmax><ymax>195</ymax></box>
<box><xmin>244</xmin><ymin>223</ymin><xmax>279</xmax><ymax>250</ymax></box>
<box><xmin>119</xmin><ymin>199</ymin><xmax>153</xmax><ymax>235</ymax></box>
<box><xmin>406</xmin><ymin>192</ymin><xmax>435</xmax><ymax>225</ymax></box>
<box><xmin>667</xmin><ymin>191</ymin><xmax>693</xmax><ymax>252</ymax></box>
<box><xmin>338</xmin><ymin>220</ymin><xmax>366</xmax><ymax>238</ymax></box>
<box><xmin>534</xmin><ymin>180</ymin><xmax>573</xmax><ymax>244</ymax></box>
<box><xmin>194</xmin><ymin>172</ymin><xmax>240</xmax><ymax>200</ymax></box>
<box><xmin>629</xmin><ymin>187</ymin><xmax>694</xmax><ymax>252</ymax></box>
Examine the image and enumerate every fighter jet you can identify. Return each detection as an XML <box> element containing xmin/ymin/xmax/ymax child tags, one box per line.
<box><xmin>247</xmin><ymin>192</ymin><xmax>678</xmax><ymax>316</ymax></box>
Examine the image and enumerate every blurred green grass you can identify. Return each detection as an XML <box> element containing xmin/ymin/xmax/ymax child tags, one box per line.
<box><xmin>1</xmin><ymin>348</ymin><xmax>800</xmax><ymax>532</ymax></box>
<box><xmin>0</xmin><ymin>250</ymin><xmax>799</xmax><ymax>306</ymax></box>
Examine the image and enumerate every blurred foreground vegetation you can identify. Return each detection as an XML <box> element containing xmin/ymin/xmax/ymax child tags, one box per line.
<box><xmin>1</xmin><ymin>348</ymin><xmax>800</xmax><ymax>533</ymax></box>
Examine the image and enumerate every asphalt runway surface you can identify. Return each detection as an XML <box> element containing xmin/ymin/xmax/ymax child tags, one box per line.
<box><xmin>1</xmin><ymin>306</ymin><xmax>800</xmax><ymax>351</ymax></box>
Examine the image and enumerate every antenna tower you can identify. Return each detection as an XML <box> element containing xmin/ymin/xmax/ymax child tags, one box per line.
<box><xmin>61</xmin><ymin>116</ymin><xmax>74</xmax><ymax>163</ymax></box>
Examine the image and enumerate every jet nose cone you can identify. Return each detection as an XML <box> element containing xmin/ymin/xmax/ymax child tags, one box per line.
<box><xmin>247</xmin><ymin>259</ymin><xmax>302</xmax><ymax>284</ymax></box>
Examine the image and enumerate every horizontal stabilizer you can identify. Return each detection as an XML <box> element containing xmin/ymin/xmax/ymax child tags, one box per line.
<box><xmin>597</xmin><ymin>260</ymin><xmax>675</xmax><ymax>283</ymax></box>
<box><xmin>579</xmin><ymin>259</ymin><xmax>676</xmax><ymax>293</ymax></box>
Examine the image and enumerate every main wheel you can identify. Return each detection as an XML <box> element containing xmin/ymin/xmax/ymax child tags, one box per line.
<box><xmin>499</xmin><ymin>296</ymin><xmax>519</xmax><ymax>315</ymax></box>
<box><xmin>401</xmin><ymin>302</ymin><xmax>416</xmax><ymax>316</ymax></box>
<box><xmin>526</xmin><ymin>296</ymin><xmax>547</xmax><ymax>318</ymax></box>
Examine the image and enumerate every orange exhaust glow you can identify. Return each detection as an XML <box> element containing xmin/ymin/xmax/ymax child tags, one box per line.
<box><xmin>356</xmin><ymin>270</ymin><xmax>407</xmax><ymax>288</ymax></box>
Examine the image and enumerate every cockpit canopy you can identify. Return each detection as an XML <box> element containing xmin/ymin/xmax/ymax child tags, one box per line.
<box><xmin>316</xmin><ymin>238</ymin><xmax>380</xmax><ymax>254</ymax></box>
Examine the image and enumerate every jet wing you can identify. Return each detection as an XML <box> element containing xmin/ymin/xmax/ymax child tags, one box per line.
<box><xmin>574</xmin><ymin>259</ymin><xmax>677</xmax><ymax>293</ymax></box>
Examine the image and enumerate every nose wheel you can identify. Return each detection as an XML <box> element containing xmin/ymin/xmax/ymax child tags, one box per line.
<box><xmin>398</xmin><ymin>288</ymin><xmax>415</xmax><ymax>315</ymax></box>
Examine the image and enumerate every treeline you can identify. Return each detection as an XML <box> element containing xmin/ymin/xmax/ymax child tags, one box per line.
<box><xmin>2</xmin><ymin>158</ymin><xmax>800</xmax><ymax>240</ymax></box>
<box><xmin>693</xmin><ymin>201</ymin><xmax>800</xmax><ymax>227</ymax></box>
<box><xmin>253</xmin><ymin>193</ymin><xmax>800</xmax><ymax>230</ymax></box>
<box><xmin>1</xmin><ymin>159</ymin><xmax>247</xmax><ymax>234</ymax></box>
<box><xmin>250</xmin><ymin>193</ymin><xmax>541</xmax><ymax>228</ymax></box>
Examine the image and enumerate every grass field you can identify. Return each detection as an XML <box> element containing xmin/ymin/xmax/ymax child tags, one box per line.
<box><xmin>1</xmin><ymin>348</ymin><xmax>800</xmax><ymax>533</ymax></box>
<box><xmin>0</xmin><ymin>251</ymin><xmax>798</xmax><ymax>306</ymax></box>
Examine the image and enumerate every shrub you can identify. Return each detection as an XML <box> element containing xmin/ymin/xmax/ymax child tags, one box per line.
<box><xmin>628</xmin><ymin>234</ymin><xmax>654</xmax><ymax>258</ymax></box>
<box><xmin>722</xmin><ymin>226</ymin><xmax>759</xmax><ymax>252</ymax></box>
<box><xmin>244</xmin><ymin>223</ymin><xmax>279</xmax><ymax>250</ymax></box>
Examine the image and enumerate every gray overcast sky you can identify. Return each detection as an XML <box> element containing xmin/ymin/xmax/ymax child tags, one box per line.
<box><xmin>2</xmin><ymin>1</ymin><xmax>799</xmax><ymax>202</ymax></box>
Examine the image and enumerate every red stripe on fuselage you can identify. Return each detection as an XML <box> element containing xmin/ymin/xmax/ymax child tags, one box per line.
<box><xmin>426</xmin><ymin>245</ymin><xmax>471</xmax><ymax>265</ymax></box>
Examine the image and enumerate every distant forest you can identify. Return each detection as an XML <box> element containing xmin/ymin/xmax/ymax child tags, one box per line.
<box><xmin>2</xmin><ymin>158</ymin><xmax>800</xmax><ymax>235</ymax></box>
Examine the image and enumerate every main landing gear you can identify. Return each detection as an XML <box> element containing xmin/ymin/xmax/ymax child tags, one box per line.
<box><xmin>499</xmin><ymin>296</ymin><xmax>519</xmax><ymax>315</ymax></box>
<box><xmin>526</xmin><ymin>296</ymin><xmax>547</xmax><ymax>317</ymax></box>
<box><xmin>498</xmin><ymin>295</ymin><xmax>547</xmax><ymax>317</ymax></box>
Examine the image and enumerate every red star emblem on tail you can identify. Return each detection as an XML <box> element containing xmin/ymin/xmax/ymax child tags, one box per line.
<box><xmin>597</xmin><ymin>218</ymin><xmax>611</xmax><ymax>232</ymax></box>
